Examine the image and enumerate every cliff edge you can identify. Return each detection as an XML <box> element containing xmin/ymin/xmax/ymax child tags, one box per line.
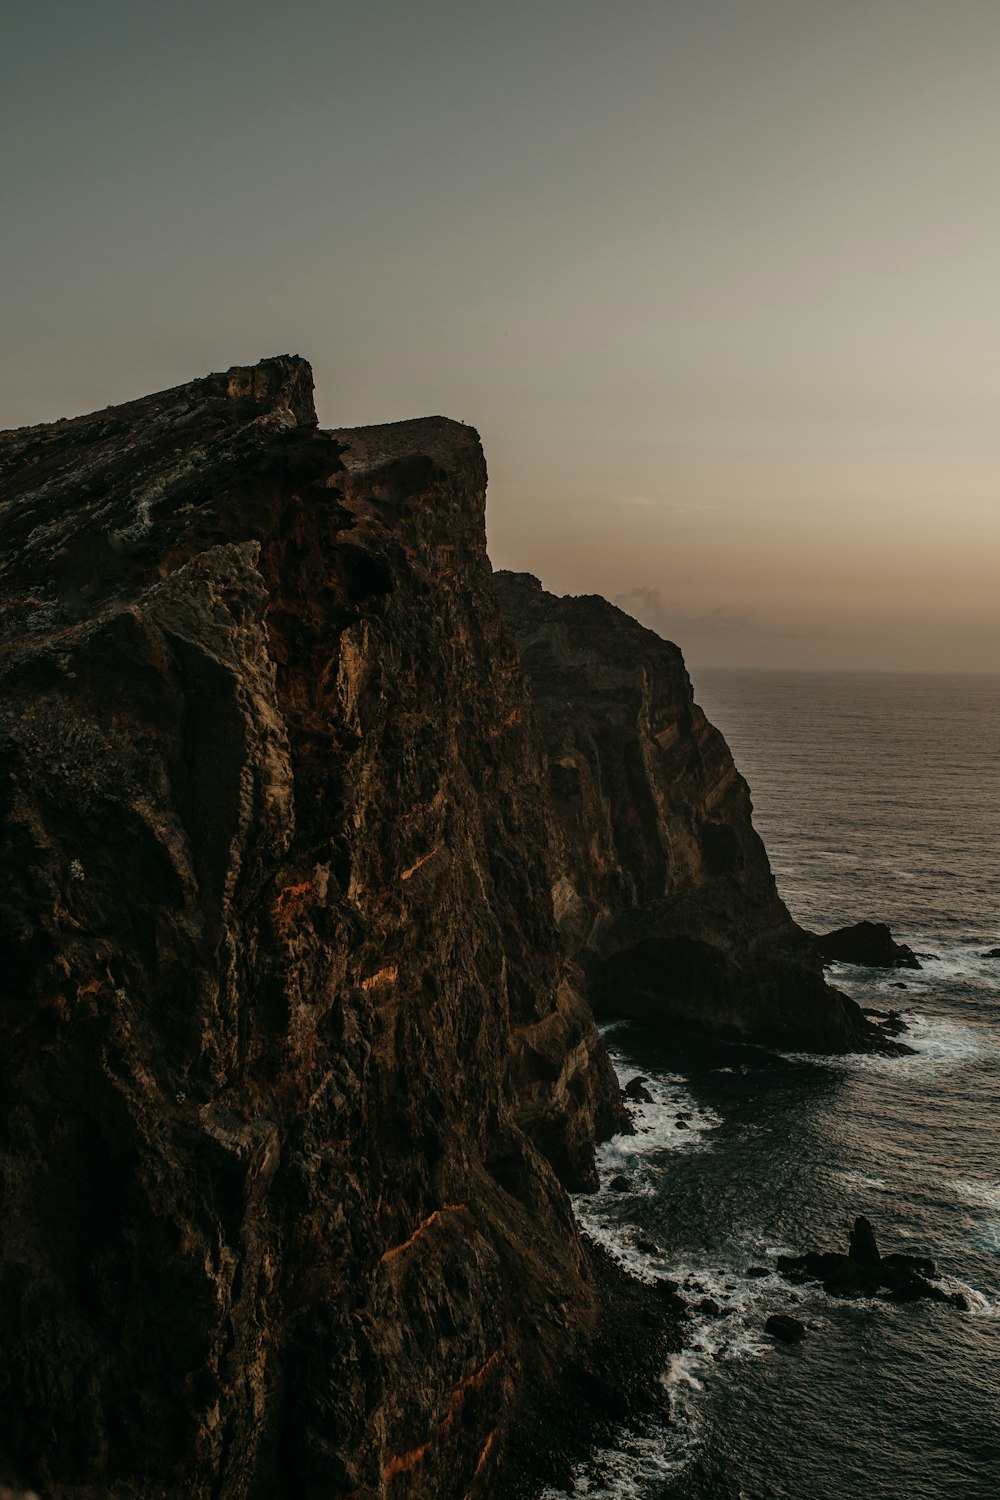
<box><xmin>494</xmin><ymin>572</ymin><xmax>876</xmax><ymax>1051</ymax></box>
<box><xmin>0</xmin><ymin>361</ymin><xmax>624</xmax><ymax>1498</ymax></box>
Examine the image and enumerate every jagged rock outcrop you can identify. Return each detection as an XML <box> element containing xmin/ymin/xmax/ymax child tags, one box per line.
<box><xmin>0</xmin><ymin>360</ymin><xmax>626</xmax><ymax>1499</ymax></box>
<box><xmin>494</xmin><ymin>572</ymin><xmax>878</xmax><ymax>1051</ymax></box>
<box><xmin>815</xmin><ymin>920</ymin><xmax>921</xmax><ymax>969</ymax></box>
<box><xmin>777</xmin><ymin>1218</ymin><xmax>967</xmax><ymax>1308</ymax></box>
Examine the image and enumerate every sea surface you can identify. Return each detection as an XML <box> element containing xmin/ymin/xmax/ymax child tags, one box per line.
<box><xmin>545</xmin><ymin>670</ymin><xmax>1000</xmax><ymax>1500</ymax></box>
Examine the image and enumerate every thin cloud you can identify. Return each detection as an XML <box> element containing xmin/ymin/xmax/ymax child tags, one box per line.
<box><xmin>614</xmin><ymin>586</ymin><xmax>834</xmax><ymax>645</ymax></box>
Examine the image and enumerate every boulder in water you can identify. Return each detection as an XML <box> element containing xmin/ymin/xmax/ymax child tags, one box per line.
<box><xmin>815</xmin><ymin>921</ymin><xmax>921</xmax><ymax>969</ymax></box>
<box><xmin>608</xmin><ymin>1175</ymin><xmax>635</xmax><ymax>1192</ymax></box>
<box><xmin>765</xmin><ymin>1314</ymin><xmax>807</xmax><ymax>1344</ymax></box>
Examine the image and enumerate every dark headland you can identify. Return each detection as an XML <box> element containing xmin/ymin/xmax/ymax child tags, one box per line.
<box><xmin>0</xmin><ymin>358</ymin><xmax>911</xmax><ymax>1499</ymax></box>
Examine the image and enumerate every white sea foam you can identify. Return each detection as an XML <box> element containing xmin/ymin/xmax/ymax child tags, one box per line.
<box><xmin>894</xmin><ymin>1013</ymin><xmax>997</xmax><ymax>1065</ymax></box>
<box><xmin>952</xmin><ymin>1178</ymin><xmax>1000</xmax><ymax>1211</ymax></box>
<box><xmin>835</xmin><ymin>1169</ymin><xmax>888</xmax><ymax>1191</ymax></box>
<box><xmin>538</xmin><ymin>1416</ymin><xmax>691</xmax><ymax>1500</ymax></box>
<box><xmin>563</xmin><ymin>1019</ymin><xmax>1000</xmax><ymax>1498</ymax></box>
<box><xmin>830</xmin><ymin>940</ymin><xmax>1000</xmax><ymax>996</ymax></box>
<box><xmin>576</xmin><ymin>1059</ymin><xmax>721</xmax><ymax>1281</ymax></box>
<box><xmin>537</xmin><ymin>1251</ymin><xmax>790</xmax><ymax>1499</ymax></box>
<box><xmin>554</xmin><ymin>1053</ymin><xmax>736</xmax><ymax>1493</ymax></box>
<box><xmin>781</xmin><ymin>1011</ymin><xmax>997</xmax><ymax>1075</ymax></box>
<box><xmin>599</xmin><ymin>1052</ymin><xmax>721</xmax><ymax>1166</ymax></box>
<box><xmin>935</xmin><ymin>1274</ymin><xmax>999</xmax><ymax>1318</ymax></box>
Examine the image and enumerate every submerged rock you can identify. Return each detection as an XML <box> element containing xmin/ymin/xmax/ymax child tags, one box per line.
<box><xmin>862</xmin><ymin>1006</ymin><xmax>910</xmax><ymax>1038</ymax></box>
<box><xmin>608</xmin><ymin>1175</ymin><xmax>636</xmax><ymax>1193</ymax></box>
<box><xmin>765</xmin><ymin>1314</ymin><xmax>807</xmax><ymax>1344</ymax></box>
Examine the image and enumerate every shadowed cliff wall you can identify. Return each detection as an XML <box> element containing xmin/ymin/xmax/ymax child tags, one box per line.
<box><xmin>494</xmin><ymin>571</ymin><xmax>874</xmax><ymax>1051</ymax></box>
<box><xmin>0</xmin><ymin>361</ymin><xmax>623</xmax><ymax>1499</ymax></box>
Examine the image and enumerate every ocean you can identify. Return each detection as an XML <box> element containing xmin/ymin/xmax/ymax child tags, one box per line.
<box><xmin>544</xmin><ymin>669</ymin><xmax>1000</xmax><ymax>1500</ymax></box>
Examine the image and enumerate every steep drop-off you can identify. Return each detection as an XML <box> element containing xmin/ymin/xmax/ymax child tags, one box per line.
<box><xmin>494</xmin><ymin>572</ymin><xmax>875</xmax><ymax>1050</ymax></box>
<box><xmin>0</xmin><ymin>360</ymin><xmax>626</xmax><ymax>1499</ymax></box>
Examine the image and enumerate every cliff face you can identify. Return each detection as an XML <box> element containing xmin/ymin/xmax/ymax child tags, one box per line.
<box><xmin>493</xmin><ymin>572</ymin><xmax>873</xmax><ymax>1050</ymax></box>
<box><xmin>0</xmin><ymin>361</ymin><xmax>623</xmax><ymax>1499</ymax></box>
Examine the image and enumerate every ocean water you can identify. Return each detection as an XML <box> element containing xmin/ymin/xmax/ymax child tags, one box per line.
<box><xmin>546</xmin><ymin>670</ymin><xmax>1000</xmax><ymax>1500</ymax></box>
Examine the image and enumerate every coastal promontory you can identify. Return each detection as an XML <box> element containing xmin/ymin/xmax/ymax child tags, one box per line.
<box><xmin>494</xmin><ymin>571</ymin><xmax>877</xmax><ymax>1051</ymax></box>
<box><xmin>1</xmin><ymin>358</ymin><xmax>879</xmax><ymax>1499</ymax></box>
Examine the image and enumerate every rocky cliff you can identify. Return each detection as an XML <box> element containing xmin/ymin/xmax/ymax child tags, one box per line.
<box><xmin>0</xmin><ymin>356</ymin><xmax>883</xmax><ymax>1500</ymax></box>
<box><xmin>0</xmin><ymin>360</ymin><xmax>628</xmax><ymax>1498</ymax></box>
<box><xmin>494</xmin><ymin>572</ymin><xmax>874</xmax><ymax>1050</ymax></box>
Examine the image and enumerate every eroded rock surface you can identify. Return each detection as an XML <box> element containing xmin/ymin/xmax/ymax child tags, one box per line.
<box><xmin>777</xmin><ymin>1218</ymin><xmax>966</xmax><ymax>1308</ymax></box>
<box><xmin>816</xmin><ymin>920</ymin><xmax>921</xmax><ymax>969</ymax></box>
<box><xmin>0</xmin><ymin>360</ymin><xmax>625</xmax><ymax>1499</ymax></box>
<box><xmin>494</xmin><ymin>571</ymin><xmax>878</xmax><ymax>1051</ymax></box>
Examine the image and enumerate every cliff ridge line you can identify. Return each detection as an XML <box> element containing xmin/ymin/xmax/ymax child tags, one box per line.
<box><xmin>0</xmin><ymin>358</ymin><xmax>629</xmax><ymax>1500</ymax></box>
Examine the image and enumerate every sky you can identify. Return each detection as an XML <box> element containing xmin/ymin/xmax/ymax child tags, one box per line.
<box><xmin>3</xmin><ymin>0</ymin><xmax>1000</xmax><ymax>672</ymax></box>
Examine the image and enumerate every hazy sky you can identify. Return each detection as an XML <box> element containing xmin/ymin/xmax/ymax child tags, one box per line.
<box><xmin>4</xmin><ymin>0</ymin><xmax>1000</xmax><ymax>671</ymax></box>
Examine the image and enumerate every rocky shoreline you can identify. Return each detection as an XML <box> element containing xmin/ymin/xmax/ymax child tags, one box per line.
<box><xmin>501</xmin><ymin>1238</ymin><xmax>687</xmax><ymax>1499</ymax></box>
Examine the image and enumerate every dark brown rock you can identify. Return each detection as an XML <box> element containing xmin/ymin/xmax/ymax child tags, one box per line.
<box><xmin>777</xmin><ymin>1223</ymin><xmax>965</xmax><ymax>1309</ymax></box>
<box><xmin>493</xmin><ymin>572</ymin><xmax>883</xmax><ymax>1053</ymax></box>
<box><xmin>816</xmin><ymin>921</ymin><xmax>921</xmax><ymax>970</ymax></box>
<box><xmin>608</xmin><ymin>1175</ymin><xmax>635</xmax><ymax>1193</ymax></box>
<box><xmin>0</xmin><ymin>360</ymin><xmax>629</xmax><ymax>1499</ymax></box>
<box><xmin>765</xmin><ymin>1314</ymin><xmax>806</xmax><ymax>1344</ymax></box>
<box><xmin>849</xmin><ymin>1215</ymin><xmax>881</xmax><ymax>1267</ymax></box>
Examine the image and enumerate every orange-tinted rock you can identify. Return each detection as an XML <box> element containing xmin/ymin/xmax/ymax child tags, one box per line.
<box><xmin>0</xmin><ymin>361</ymin><xmax>625</xmax><ymax>1498</ymax></box>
